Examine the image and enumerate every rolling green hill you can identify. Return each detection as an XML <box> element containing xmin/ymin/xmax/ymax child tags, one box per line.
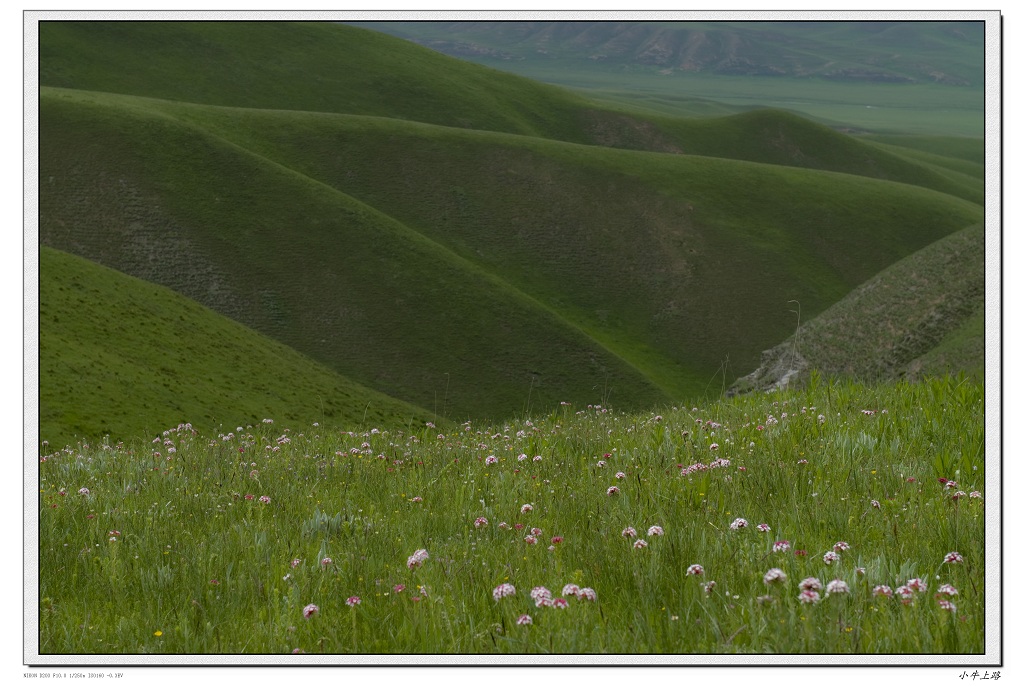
<box><xmin>39</xmin><ymin>86</ymin><xmax>982</xmax><ymax>420</ymax></box>
<box><xmin>39</xmin><ymin>246</ymin><xmax>438</xmax><ymax>447</ymax></box>
<box><xmin>37</xmin><ymin>21</ymin><xmax>986</xmax><ymax>441</ymax></box>
<box><xmin>728</xmin><ymin>223</ymin><xmax>985</xmax><ymax>395</ymax></box>
<box><xmin>39</xmin><ymin>21</ymin><xmax>983</xmax><ymax>200</ymax></box>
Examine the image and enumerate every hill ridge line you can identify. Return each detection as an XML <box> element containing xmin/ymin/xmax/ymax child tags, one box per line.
<box><xmin>43</xmin><ymin>86</ymin><xmax>983</xmax><ymax>207</ymax></box>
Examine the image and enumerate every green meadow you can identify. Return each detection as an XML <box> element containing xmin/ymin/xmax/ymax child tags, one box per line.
<box><xmin>35</xmin><ymin>20</ymin><xmax>989</xmax><ymax>657</ymax></box>
<box><xmin>38</xmin><ymin>376</ymin><xmax>984</xmax><ymax>654</ymax></box>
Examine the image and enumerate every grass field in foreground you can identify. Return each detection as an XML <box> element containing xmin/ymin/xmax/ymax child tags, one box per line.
<box><xmin>38</xmin><ymin>375</ymin><xmax>985</xmax><ymax>655</ymax></box>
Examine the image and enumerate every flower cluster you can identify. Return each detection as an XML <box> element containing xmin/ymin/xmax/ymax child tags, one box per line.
<box><xmin>492</xmin><ymin>583</ymin><xmax>516</xmax><ymax>601</ymax></box>
<box><xmin>407</xmin><ymin>549</ymin><xmax>429</xmax><ymax>569</ymax></box>
<box><xmin>825</xmin><ymin>579</ymin><xmax>850</xmax><ymax>596</ymax></box>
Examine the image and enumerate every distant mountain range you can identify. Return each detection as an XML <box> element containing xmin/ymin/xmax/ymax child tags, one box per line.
<box><xmin>354</xmin><ymin>21</ymin><xmax>984</xmax><ymax>86</ymax></box>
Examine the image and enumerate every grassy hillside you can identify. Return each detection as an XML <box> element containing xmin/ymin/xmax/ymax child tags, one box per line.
<box><xmin>39</xmin><ymin>21</ymin><xmax>983</xmax><ymax>199</ymax></box>
<box><xmin>37</xmin><ymin>21</ymin><xmax>986</xmax><ymax>435</ymax></box>
<box><xmin>39</xmin><ymin>91</ymin><xmax>677</xmax><ymax>423</ymax></box>
<box><xmin>728</xmin><ymin>224</ymin><xmax>985</xmax><ymax>394</ymax></box>
<box><xmin>38</xmin><ymin>21</ymin><xmax>599</xmax><ymax>143</ymax></box>
<box><xmin>40</xmin><ymin>88</ymin><xmax>983</xmax><ymax>421</ymax></box>
<box><xmin>39</xmin><ymin>247</ymin><xmax>437</xmax><ymax>447</ymax></box>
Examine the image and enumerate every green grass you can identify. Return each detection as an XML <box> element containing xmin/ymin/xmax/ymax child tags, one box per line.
<box><xmin>39</xmin><ymin>247</ymin><xmax>438</xmax><ymax>447</ymax></box>
<box><xmin>37</xmin><ymin>375</ymin><xmax>986</xmax><ymax>654</ymax></box>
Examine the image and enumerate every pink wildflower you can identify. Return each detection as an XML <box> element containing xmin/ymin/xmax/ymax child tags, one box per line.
<box><xmin>259</xmin><ymin>495</ymin><xmax>271</xmax><ymax>504</ymax></box>
<box><xmin>578</xmin><ymin>587</ymin><xmax>597</xmax><ymax>601</ymax></box>
<box><xmin>937</xmin><ymin>584</ymin><xmax>958</xmax><ymax>597</ymax></box>
<box><xmin>291</xmin><ymin>559</ymin><xmax>302</xmax><ymax>568</ymax></box>
<box><xmin>937</xmin><ymin>599</ymin><xmax>957</xmax><ymax>613</ymax></box>
<box><xmin>562</xmin><ymin>584</ymin><xmax>580</xmax><ymax>597</ymax></box>
<box><xmin>730</xmin><ymin>518</ymin><xmax>748</xmax><ymax>530</ymax></box>
<box><xmin>321</xmin><ymin>557</ymin><xmax>332</xmax><ymax>566</ymax></box>
<box><xmin>524</xmin><ymin>535</ymin><xmax>537</xmax><ymax>545</ymax></box>
<box><xmin>703</xmin><ymin>581</ymin><xmax>716</xmax><ymax>595</ymax></box>
<box><xmin>517</xmin><ymin>614</ymin><xmax>533</xmax><ymax>625</ymax></box>
<box><xmin>492</xmin><ymin>583</ymin><xmax>516</xmax><ymax>601</ymax></box>
<box><xmin>763</xmin><ymin>568</ymin><xmax>787</xmax><ymax>585</ymax></box>
<box><xmin>345</xmin><ymin>596</ymin><xmax>361</xmax><ymax>607</ymax></box>
<box><xmin>773</xmin><ymin>540</ymin><xmax>791</xmax><ymax>553</ymax></box>
<box><xmin>825</xmin><ymin>579</ymin><xmax>850</xmax><ymax>596</ymax></box>
<box><xmin>906</xmin><ymin>578</ymin><xmax>927</xmax><ymax>593</ymax></box>
<box><xmin>520</xmin><ymin>503</ymin><xmax>534</xmax><ymax>513</ymax></box>
<box><xmin>833</xmin><ymin>541</ymin><xmax>850</xmax><ymax>552</ymax></box>
<box><xmin>756</xmin><ymin>523</ymin><xmax>771</xmax><ymax>533</ymax></box>
<box><xmin>615</xmin><ymin>471</ymin><xmax>626</xmax><ymax>480</ymax></box>
<box><xmin>647</xmin><ymin>525</ymin><xmax>664</xmax><ymax>537</ymax></box>
<box><xmin>607</xmin><ymin>486</ymin><xmax>620</xmax><ymax>496</ymax></box>
<box><xmin>484</xmin><ymin>455</ymin><xmax>498</xmax><ymax>465</ymax></box>
<box><xmin>407</xmin><ymin>549</ymin><xmax>429</xmax><ymax>568</ymax></box>
<box><xmin>873</xmin><ymin>585</ymin><xmax>893</xmax><ymax>598</ymax></box>
<box><xmin>622</xmin><ymin>526</ymin><xmax>637</xmax><ymax>538</ymax></box>
<box><xmin>474</xmin><ymin>517</ymin><xmax>489</xmax><ymax>528</ymax></box>
<box><xmin>944</xmin><ymin>551</ymin><xmax>964</xmax><ymax>564</ymax></box>
<box><xmin>823</xmin><ymin>551</ymin><xmax>839</xmax><ymax>565</ymax></box>
<box><xmin>633</xmin><ymin>539</ymin><xmax>648</xmax><ymax>549</ymax></box>
<box><xmin>302</xmin><ymin>604</ymin><xmax>319</xmax><ymax>619</ymax></box>
<box><xmin>393</xmin><ymin>584</ymin><xmax>405</xmax><ymax>593</ymax></box>
<box><xmin>686</xmin><ymin>564</ymin><xmax>704</xmax><ymax>576</ymax></box>
<box><xmin>799</xmin><ymin>578</ymin><xmax>823</xmax><ymax>592</ymax></box>
<box><xmin>552</xmin><ymin>598</ymin><xmax>569</xmax><ymax>609</ymax></box>
<box><xmin>530</xmin><ymin>587</ymin><xmax>552</xmax><ymax>602</ymax></box>
<box><xmin>798</xmin><ymin>590</ymin><xmax>821</xmax><ymax>604</ymax></box>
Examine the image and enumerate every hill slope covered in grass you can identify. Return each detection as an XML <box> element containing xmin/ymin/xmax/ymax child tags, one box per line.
<box><xmin>39</xmin><ymin>87</ymin><xmax>983</xmax><ymax>424</ymax></box>
<box><xmin>728</xmin><ymin>224</ymin><xmax>985</xmax><ymax>395</ymax></box>
<box><xmin>39</xmin><ymin>247</ymin><xmax>437</xmax><ymax>447</ymax></box>
<box><xmin>38</xmin><ymin>21</ymin><xmax>986</xmax><ymax>438</ymax></box>
<box><xmin>39</xmin><ymin>21</ymin><xmax>983</xmax><ymax>201</ymax></box>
